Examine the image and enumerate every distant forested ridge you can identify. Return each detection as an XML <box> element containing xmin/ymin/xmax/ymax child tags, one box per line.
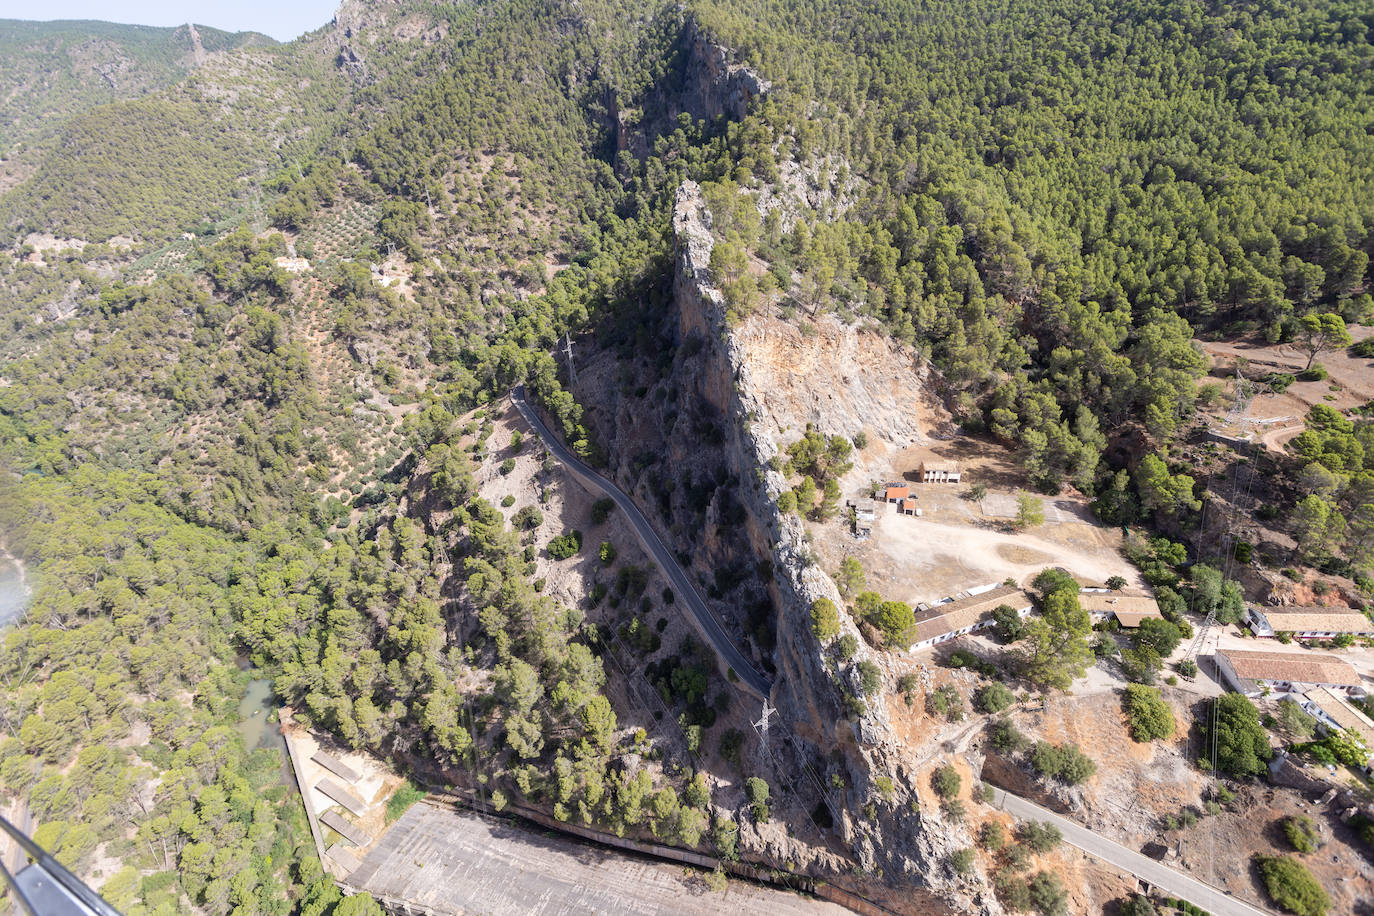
<box><xmin>0</xmin><ymin>19</ymin><xmax>275</xmax><ymax>151</ymax></box>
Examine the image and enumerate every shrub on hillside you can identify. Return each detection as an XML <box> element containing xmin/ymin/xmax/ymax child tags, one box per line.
<box><xmin>979</xmin><ymin>820</ymin><xmax>1007</xmax><ymax>851</ymax></box>
<box><xmin>590</xmin><ymin>497</ymin><xmax>615</xmax><ymax>524</ymax></box>
<box><xmin>1026</xmin><ymin>871</ymin><xmax>1068</xmax><ymax>916</ymax></box>
<box><xmin>995</xmin><ymin>870</ymin><xmax>1032</xmax><ymax>910</ymax></box>
<box><xmin>926</xmin><ymin>684</ymin><xmax>965</xmax><ymax>721</ymax></box>
<box><xmin>810</xmin><ymin>598</ymin><xmax>840</xmax><ymax>641</ymax></box>
<box><xmin>1030</xmin><ymin>741</ymin><xmax>1097</xmax><ymax>784</ymax></box>
<box><xmin>746</xmin><ymin>777</ymin><xmax>770</xmax><ymax>823</ymax></box>
<box><xmin>1124</xmin><ymin>684</ymin><xmax>1175</xmax><ymax>742</ymax></box>
<box><xmin>931</xmin><ymin>764</ymin><xmax>961</xmax><ymax>799</ymax></box>
<box><xmin>897</xmin><ymin>673</ymin><xmax>920</xmax><ymax>705</ymax></box>
<box><xmin>513</xmin><ymin>505</ymin><xmax>543</xmax><ymax>529</ymax></box>
<box><xmin>871</xmin><ymin>599</ymin><xmax>916</xmax><ymax>645</ymax></box>
<box><xmin>1255</xmin><ymin>855</ymin><xmax>1330</xmax><ymax>916</ymax></box>
<box><xmin>1282</xmin><ymin>815</ymin><xmax>1321</xmax><ymax>854</ymax></box>
<box><xmin>976</xmin><ymin>682</ymin><xmax>1016</xmax><ymax>714</ymax></box>
<box><xmin>857</xmin><ymin>661</ymin><xmax>882</xmax><ymax>697</ymax></box>
<box><xmin>1206</xmin><ymin>692</ymin><xmax>1272</xmax><ymax>777</ymax></box>
<box><xmin>987</xmin><ymin>718</ymin><xmax>1030</xmax><ymax>753</ymax></box>
<box><xmin>1118</xmin><ymin>895</ymin><xmax>1157</xmax><ymax>916</ymax></box>
<box><xmin>546</xmin><ymin>529</ymin><xmax>582</xmax><ymax>559</ymax></box>
<box><xmin>1016</xmin><ymin>820</ymin><xmax>1062</xmax><ymax>853</ymax></box>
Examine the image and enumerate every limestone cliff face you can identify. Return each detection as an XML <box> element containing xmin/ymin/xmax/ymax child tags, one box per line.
<box><xmin>673</xmin><ymin>180</ymin><xmax>888</xmax><ymax>746</ymax></box>
<box><xmin>671</xmin><ymin>182</ymin><xmax>989</xmax><ymax>912</ymax></box>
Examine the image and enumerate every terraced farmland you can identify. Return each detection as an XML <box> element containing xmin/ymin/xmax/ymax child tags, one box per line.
<box><xmin>300</xmin><ymin>199</ymin><xmax>382</xmax><ymax>261</ymax></box>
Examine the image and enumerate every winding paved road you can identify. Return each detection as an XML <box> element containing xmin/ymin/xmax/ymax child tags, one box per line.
<box><xmin>991</xmin><ymin>788</ymin><xmax>1273</xmax><ymax>916</ymax></box>
<box><xmin>511</xmin><ymin>386</ymin><xmax>772</xmax><ymax>699</ymax></box>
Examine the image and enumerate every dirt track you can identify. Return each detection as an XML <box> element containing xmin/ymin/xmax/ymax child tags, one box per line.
<box><xmin>1200</xmin><ymin>329</ymin><xmax>1374</xmax><ymax>453</ymax></box>
<box><xmin>1258</xmin><ymin>423</ymin><xmax>1305</xmax><ymax>452</ymax></box>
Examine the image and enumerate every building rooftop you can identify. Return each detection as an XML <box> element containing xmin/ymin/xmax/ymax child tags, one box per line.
<box><xmin>1113</xmin><ymin>609</ymin><xmax>1164</xmax><ymax>628</ymax></box>
<box><xmin>1219</xmin><ymin>648</ymin><xmax>1362</xmax><ymax>687</ymax></box>
<box><xmin>901</xmin><ymin>498</ymin><xmax>919</xmax><ymax>511</ymax></box>
<box><xmin>317</xmin><ymin>777</ymin><xmax>370</xmax><ymax>817</ymax></box>
<box><xmin>884</xmin><ymin>485</ymin><xmax>910</xmax><ymax>499</ymax></box>
<box><xmin>909</xmin><ymin>584</ymin><xmax>1031</xmax><ymax>645</ymax></box>
<box><xmin>1258</xmin><ymin>608</ymin><xmax>1374</xmax><ymax>635</ymax></box>
<box><xmin>1078</xmin><ymin>592</ymin><xmax>1160</xmax><ymax>617</ymax></box>
<box><xmin>311</xmin><ymin>750</ymin><xmax>362</xmax><ymax>784</ymax></box>
<box><xmin>1306</xmin><ymin>686</ymin><xmax>1374</xmax><ymax>746</ymax></box>
<box><xmin>921</xmin><ymin>461</ymin><xmax>959</xmax><ymax>473</ymax></box>
<box><xmin>320</xmin><ymin>809</ymin><xmax>372</xmax><ymax>847</ymax></box>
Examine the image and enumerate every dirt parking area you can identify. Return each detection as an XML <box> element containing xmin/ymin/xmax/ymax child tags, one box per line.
<box><xmin>816</xmin><ymin>505</ymin><xmax>1139</xmax><ymax>605</ymax></box>
<box><xmin>815</xmin><ymin>434</ymin><xmax>1139</xmax><ymax>604</ymax></box>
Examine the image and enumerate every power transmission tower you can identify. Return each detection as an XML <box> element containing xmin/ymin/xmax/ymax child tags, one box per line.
<box><xmin>562</xmin><ymin>332</ymin><xmax>577</xmax><ymax>386</ymax></box>
<box><xmin>1226</xmin><ymin>362</ymin><xmax>1253</xmax><ymax>424</ymax></box>
<box><xmin>1183</xmin><ymin>608</ymin><xmax>1216</xmax><ymax>664</ymax></box>
<box><xmin>754</xmin><ymin>698</ymin><xmax>776</xmax><ymax>756</ymax></box>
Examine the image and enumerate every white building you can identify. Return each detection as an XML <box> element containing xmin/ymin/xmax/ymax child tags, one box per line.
<box><xmin>1213</xmin><ymin>648</ymin><xmax>1364</xmax><ymax>698</ymax></box>
<box><xmin>1245</xmin><ymin>606</ymin><xmax>1374</xmax><ymax>640</ymax></box>
<box><xmin>919</xmin><ymin>461</ymin><xmax>961</xmax><ymax>484</ymax></box>
<box><xmin>1299</xmin><ymin>687</ymin><xmax>1374</xmax><ymax>768</ymax></box>
<box><xmin>908</xmin><ymin>584</ymin><xmax>1032</xmax><ymax>651</ymax></box>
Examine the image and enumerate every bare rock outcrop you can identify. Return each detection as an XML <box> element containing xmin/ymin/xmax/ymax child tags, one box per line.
<box><xmin>673</xmin><ymin>180</ymin><xmax>890</xmax><ymax>747</ymax></box>
<box><xmin>671</xmin><ymin>180</ymin><xmax>990</xmax><ymax>911</ymax></box>
<box><xmin>677</xmin><ymin>18</ymin><xmax>770</xmax><ymax>125</ymax></box>
<box><xmin>613</xmin><ymin>16</ymin><xmax>771</xmax><ymax>162</ymax></box>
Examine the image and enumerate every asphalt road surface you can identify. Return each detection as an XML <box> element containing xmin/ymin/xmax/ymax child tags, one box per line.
<box><xmin>511</xmin><ymin>386</ymin><xmax>772</xmax><ymax>699</ymax></box>
<box><xmin>992</xmin><ymin>788</ymin><xmax>1273</xmax><ymax>916</ymax></box>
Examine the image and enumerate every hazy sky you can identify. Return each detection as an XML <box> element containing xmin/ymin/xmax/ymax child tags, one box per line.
<box><xmin>0</xmin><ymin>1</ymin><xmax>340</xmax><ymax>42</ymax></box>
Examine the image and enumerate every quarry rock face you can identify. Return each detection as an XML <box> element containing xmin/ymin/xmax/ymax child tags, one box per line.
<box><xmin>671</xmin><ymin>180</ymin><xmax>990</xmax><ymax>911</ymax></box>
